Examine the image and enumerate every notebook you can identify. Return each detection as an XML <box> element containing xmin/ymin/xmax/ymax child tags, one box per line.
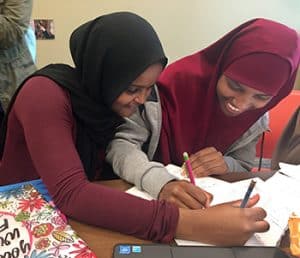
<box><xmin>0</xmin><ymin>181</ymin><xmax>96</xmax><ymax>257</ymax></box>
<box><xmin>113</xmin><ymin>244</ymin><xmax>289</xmax><ymax>258</ymax></box>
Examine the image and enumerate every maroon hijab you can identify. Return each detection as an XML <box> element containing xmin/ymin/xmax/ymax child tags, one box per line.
<box><xmin>155</xmin><ymin>18</ymin><xmax>300</xmax><ymax>165</ymax></box>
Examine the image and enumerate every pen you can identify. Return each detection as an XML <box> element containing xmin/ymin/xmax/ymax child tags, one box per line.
<box><xmin>240</xmin><ymin>179</ymin><xmax>256</xmax><ymax>208</ymax></box>
<box><xmin>278</xmin><ymin>171</ymin><xmax>292</xmax><ymax>178</ymax></box>
<box><xmin>183</xmin><ymin>152</ymin><xmax>196</xmax><ymax>185</ymax></box>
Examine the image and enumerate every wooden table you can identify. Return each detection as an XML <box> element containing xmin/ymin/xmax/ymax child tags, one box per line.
<box><xmin>68</xmin><ymin>171</ymin><xmax>295</xmax><ymax>258</ymax></box>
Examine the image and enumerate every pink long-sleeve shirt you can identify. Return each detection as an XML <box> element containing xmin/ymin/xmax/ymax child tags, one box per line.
<box><xmin>0</xmin><ymin>76</ymin><xmax>179</xmax><ymax>242</ymax></box>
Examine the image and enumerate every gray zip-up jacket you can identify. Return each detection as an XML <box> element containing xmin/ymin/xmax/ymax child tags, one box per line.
<box><xmin>106</xmin><ymin>86</ymin><xmax>269</xmax><ymax>198</ymax></box>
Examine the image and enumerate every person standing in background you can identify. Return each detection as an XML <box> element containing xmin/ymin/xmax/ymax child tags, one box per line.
<box><xmin>271</xmin><ymin>106</ymin><xmax>300</xmax><ymax>170</ymax></box>
<box><xmin>0</xmin><ymin>0</ymin><xmax>36</xmax><ymax>111</ymax></box>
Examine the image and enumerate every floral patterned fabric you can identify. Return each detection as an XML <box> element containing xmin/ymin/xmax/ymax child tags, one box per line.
<box><xmin>0</xmin><ymin>184</ymin><xmax>96</xmax><ymax>258</ymax></box>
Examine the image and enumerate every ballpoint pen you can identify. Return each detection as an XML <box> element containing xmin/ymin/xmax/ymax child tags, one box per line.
<box><xmin>240</xmin><ymin>179</ymin><xmax>256</xmax><ymax>208</ymax></box>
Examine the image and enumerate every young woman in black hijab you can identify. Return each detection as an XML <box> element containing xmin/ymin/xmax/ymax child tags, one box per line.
<box><xmin>0</xmin><ymin>12</ymin><xmax>269</xmax><ymax>245</ymax></box>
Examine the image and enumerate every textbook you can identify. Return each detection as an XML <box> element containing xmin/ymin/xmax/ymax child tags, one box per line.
<box><xmin>126</xmin><ymin>163</ymin><xmax>300</xmax><ymax>247</ymax></box>
<box><xmin>0</xmin><ymin>181</ymin><xmax>96</xmax><ymax>257</ymax></box>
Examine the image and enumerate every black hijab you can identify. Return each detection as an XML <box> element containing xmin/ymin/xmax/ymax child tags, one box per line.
<box><xmin>0</xmin><ymin>12</ymin><xmax>167</xmax><ymax>180</ymax></box>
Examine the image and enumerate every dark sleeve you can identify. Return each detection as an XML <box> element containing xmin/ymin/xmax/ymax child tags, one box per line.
<box><xmin>271</xmin><ymin>107</ymin><xmax>300</xmax><ymax>170</ymax></box>
<box><xmin>14</xmin><ymin>76</ymin><xmax>179</xmax><ymax>242</ymax></box>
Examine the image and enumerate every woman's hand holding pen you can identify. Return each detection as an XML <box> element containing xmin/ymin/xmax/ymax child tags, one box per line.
<box><xmin>186</xmin><ymin>147</ymin><xmax>228</xmax><ymax>177</ymax></box>
<box><xmin>158</xmin><ymin>180</ymin><xmax>213</xmax><ymax>209</ymax></box>
<box><xmin>175</xmin><ymin>194</ymin><xmax>270</xmax><ymax>246</ymax></box>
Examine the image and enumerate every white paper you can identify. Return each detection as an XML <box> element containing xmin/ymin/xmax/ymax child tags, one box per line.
<box><xmin>126</xmin><ymin>163</ymin><xmax>300</xmax><ymax>247</ymax></box>
<box><xmin>126</xmin><ymin>187</ymin><xmax>153</xmax><ymax>200</ymax></box>
<box><xmin>278</xmin><ymin>162</ymin><xmax>300</xmax><ymax>181</ymax></box>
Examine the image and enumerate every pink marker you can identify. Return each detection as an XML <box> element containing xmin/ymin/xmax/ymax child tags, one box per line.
<box><xmin>183</xmin><ymin>152</ymin><xmax>196</xmax><ymax>185</ymax></box>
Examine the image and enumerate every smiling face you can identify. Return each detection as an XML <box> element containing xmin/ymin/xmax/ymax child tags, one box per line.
<box><xmin>216</xmin><ymin>75</ymin><xmax>273</xmax><ymax>117</ymax></box>
<box><xmin>111</xmin><ymin>63</ymin><xmax>163</xmax><ymax>117</ymax></box>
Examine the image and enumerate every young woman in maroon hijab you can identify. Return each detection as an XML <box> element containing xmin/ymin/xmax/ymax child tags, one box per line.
<box><xmin>156</xmin><ymin>18</ymin><xmax>300</xmax><ymax>177</ymax></box>
<box><xmin>0</xmin><ymin>12</ymin><xmax>269</xmax><ymax>246</ymax></box>
<box><xmin>107</xmin><ymin>18</ymin><xmax>300</xmax><ymax>209</ymax></box>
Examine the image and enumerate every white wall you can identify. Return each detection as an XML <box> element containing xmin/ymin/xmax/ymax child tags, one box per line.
<box><xmin>32</xmin><ymin>0</ymin><xmax>300</xmax><ymax>68</ymax></box>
